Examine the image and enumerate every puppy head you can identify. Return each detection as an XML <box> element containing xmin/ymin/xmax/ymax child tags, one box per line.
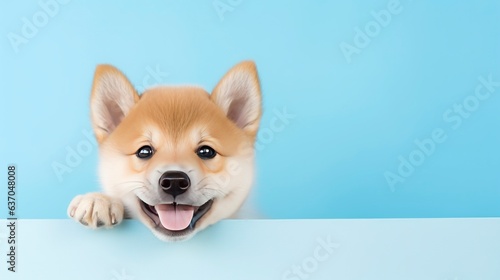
<box><xmin>89</xmin><ymin>61</ymin><xmax>261</xmax><ymax>241</ymax></box>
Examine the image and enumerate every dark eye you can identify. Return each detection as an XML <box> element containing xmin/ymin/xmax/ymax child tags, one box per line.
<box><xmin>196</xmin><ymin>145</ymin><xmax>217</xmax><ymax>159</ymax></box>
<box><xmin>136</xmin><ymin>145</ymin><xmax>154</xmax><ymax>159</ymax></box>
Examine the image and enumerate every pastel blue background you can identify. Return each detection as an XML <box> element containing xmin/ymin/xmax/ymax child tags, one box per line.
<box><xmin>0</xmin><ymin>1</ymin><xmax>499</xmax><ymax>219</ymax></box>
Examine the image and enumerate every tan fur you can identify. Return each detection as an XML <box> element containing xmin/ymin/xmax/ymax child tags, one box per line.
<box><xmin>68</xmin><ymin>61</ymin><xmax>262</xmax><ymax>241</ymax></box>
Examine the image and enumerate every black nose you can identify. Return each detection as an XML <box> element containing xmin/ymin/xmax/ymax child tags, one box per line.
<box><xmin>159</xmin><ymin>171</ymin><xmax>191</xmax><ymax>197</ymax></box>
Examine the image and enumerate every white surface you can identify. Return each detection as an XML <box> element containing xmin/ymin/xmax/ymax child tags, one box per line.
<box><xmin>0</xmin><ymin>218</ymin><xmax>499</xmax><ymax>279</ymax></box>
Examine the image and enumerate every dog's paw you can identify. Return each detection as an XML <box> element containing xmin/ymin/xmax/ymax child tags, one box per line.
<box><xmin>67</xmin><ymin>193</ymin><xmax>124</xmax><ymax>229</ymax></box>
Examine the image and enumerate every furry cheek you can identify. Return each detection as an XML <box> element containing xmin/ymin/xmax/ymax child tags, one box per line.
<box><xmin>129</xmin><ymin>156</ymin><xmax>151</xmax><ymax>173</ymax></box>
<box><xmin>198</xmin><ymin>155</ymin><xmax>225</xmax><ymax>174</ymax></box>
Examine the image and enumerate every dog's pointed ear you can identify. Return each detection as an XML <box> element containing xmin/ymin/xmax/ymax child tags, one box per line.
<box><xmin>90</xmin><ymin>64</ymin><xmax>139</xmax><ymax>143</ymax></box>
<box><xmin>211</xmin><ymin>61</ymin><xmax>262</xmax><ymax>137</ymax></box>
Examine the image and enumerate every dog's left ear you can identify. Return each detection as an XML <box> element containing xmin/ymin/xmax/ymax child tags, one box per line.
<box><xmin>211</xmin><ymin>61</ymin><xmax>262</xmax><ymax>137</ymax></box>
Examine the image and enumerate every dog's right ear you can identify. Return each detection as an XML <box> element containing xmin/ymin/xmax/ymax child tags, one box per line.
<box><xmin>90</xmin><ymin>65</ymin><xmax>139</xmax><ymax>143</ymax></box>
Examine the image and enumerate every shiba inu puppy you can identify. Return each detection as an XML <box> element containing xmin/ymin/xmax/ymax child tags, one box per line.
<box><xmin>67</xmin><ymin>61</ymin><xmax>262</xmax><ymax>241</ymax></box>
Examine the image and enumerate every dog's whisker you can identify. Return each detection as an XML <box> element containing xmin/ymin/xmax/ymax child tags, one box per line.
<box><xmin>125</xmin><ymin>185</ymin><xmax>146</xmax><ymax>193</ymax></box>
<box><xmin>112</xmin><ymin>181</ymin><xmax>148</xmax><ymax>192</ymax></box>
<box><xmin>201</xmin><ymin>192</ymin><xmax>211</xmax><ymax>201</ymax></box>
<box><xmin>202</xmin><ymin>186</ymin><xmax>228</xmax><ymax>197</ymax></box>
<box><xmin>195</xmin><ymin>177</ymin><xmax>211</xmax><ymax>187</ymax></box>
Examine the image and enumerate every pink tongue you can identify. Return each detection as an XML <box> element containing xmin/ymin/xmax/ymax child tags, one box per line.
<box><xmin>155</xmin><ymin>204</ymin><xmax>194</xmax><ymax>231</ymax></box>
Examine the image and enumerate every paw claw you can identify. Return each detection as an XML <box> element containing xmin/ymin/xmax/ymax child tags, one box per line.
<box><xmin>96</xmin><ymin>220</ymin><xmax>105</xmax><ymax>227</ymax></box>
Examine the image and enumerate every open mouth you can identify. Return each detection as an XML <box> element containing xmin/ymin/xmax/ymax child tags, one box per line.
<box><xmin>140</xmin><ymin>199</ymin><xmax>213</xmax><ymax>234</ymax></box>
